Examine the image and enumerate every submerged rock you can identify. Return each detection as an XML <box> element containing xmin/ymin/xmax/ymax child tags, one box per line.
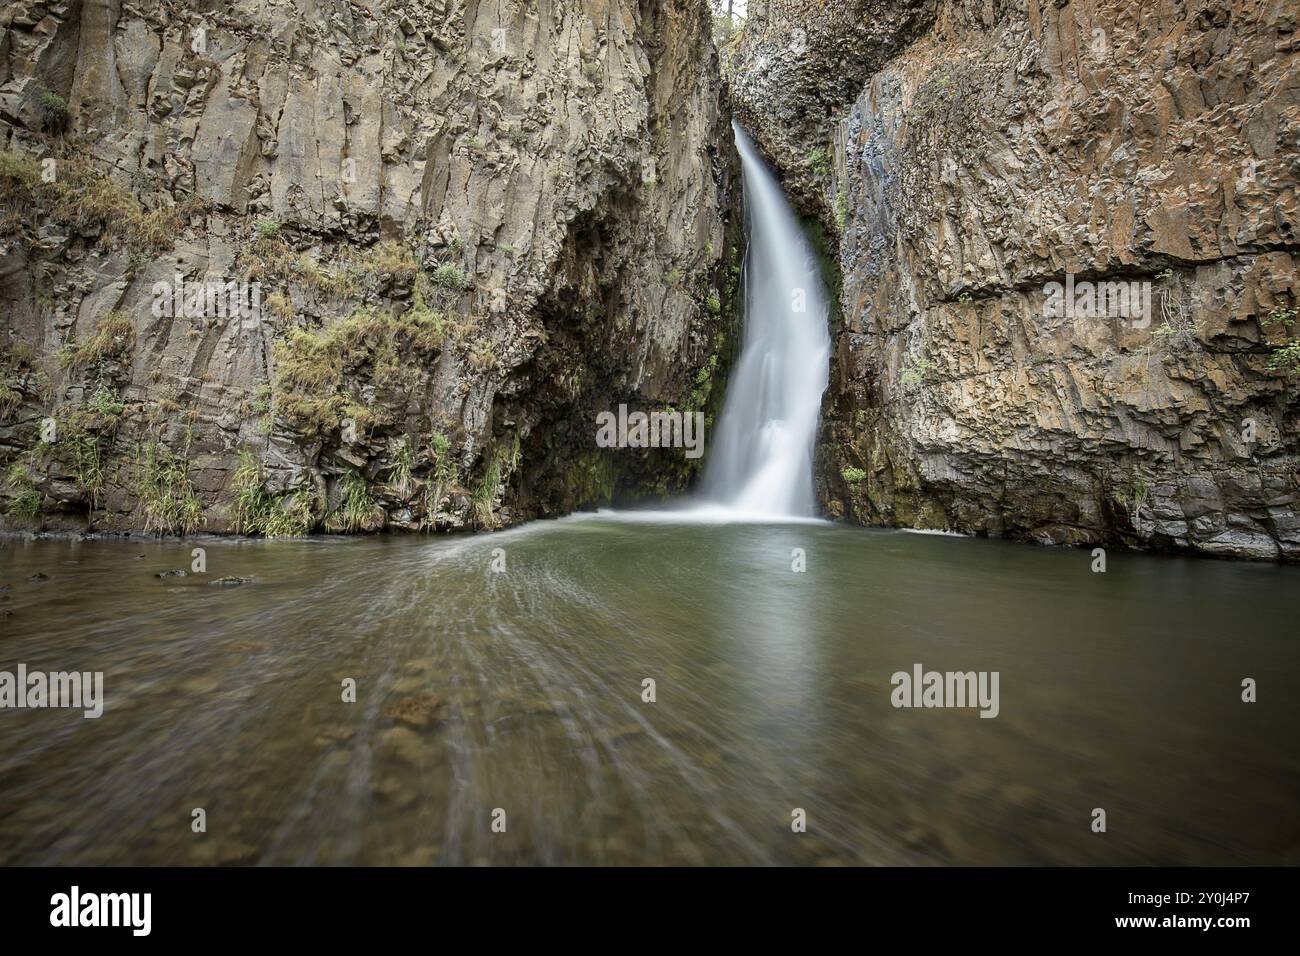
<box><xmin>383</xmin><ymin>695</ymin><xmax>444</xmax><ymax>730</ymax></box>
<box><xmin>208</xmin><ymin>576</ymin><xmax>251</xmax><ymax>587</ymax></box>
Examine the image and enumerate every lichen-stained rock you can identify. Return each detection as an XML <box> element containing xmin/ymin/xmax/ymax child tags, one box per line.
<box><xmin>731</xmin><ymin>0</ymin><xmax>1300</xmax><ymax>560</ymax></box>
<box><xmin>0</xmin><ymin>0</ymin><xmax>739</xmax><ymax>535</ymax></box>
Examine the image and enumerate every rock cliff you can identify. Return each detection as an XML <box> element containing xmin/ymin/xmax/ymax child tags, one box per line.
<box><xmin>730</xmin><ymin>0</ymin><xmax>1300</xmax><ymax>559</ymax></box>
<box><xmin>0</xmin><ymin>0</ymin><xmax>738</xmax><ymax>534</ymax></box>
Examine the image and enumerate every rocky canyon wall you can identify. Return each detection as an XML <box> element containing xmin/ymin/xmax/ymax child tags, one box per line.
<box><xmin>730</xmin><ymin>0</ymin><xmax>1300</xmax><ymax>560</ymax></box>
<box><xmin>0</xmin><ymin>0</ymin><xmax>738</xmax><ymax>534</ymax></box>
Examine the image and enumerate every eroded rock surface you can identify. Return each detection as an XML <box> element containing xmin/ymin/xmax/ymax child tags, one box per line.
<box><xmin>732</xmin><ymin>0</ymin><xmax>1300</xmax><ymax>559</ymax></box>
<box><xmin>1</xmin><ymin>0</ymin><xmax>739</xmax><ymax>534</ymax></box>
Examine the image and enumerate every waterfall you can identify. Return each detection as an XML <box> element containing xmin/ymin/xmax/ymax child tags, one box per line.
<box><xmin>698</xmin><ymin>123</ymin><xmax>831</xmax><ymax>517</ymax></box>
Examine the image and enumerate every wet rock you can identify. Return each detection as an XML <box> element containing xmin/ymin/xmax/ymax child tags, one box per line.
<box><xmin>27</xmin><ymin>573</ymin><xmax>48</xmax><ymax>582</ymax></box>
<box><xmin>377</xmin><ymin>726</ymin><xmax>429</xmax><ymax>766</ymax></box>
<box><xmin>155</xmin><ymin>569</ymin><xmax>187</xmax><ymax>578</ymax></box>
<box><xmin>209</xmin><ymin>576</ymin><xmax>251</xmax><ymax>587</ymax></box>
<box><xmin>383</xmin><ymin>695</ymin><xmax>443</xmax><ymax>730</ymax></box>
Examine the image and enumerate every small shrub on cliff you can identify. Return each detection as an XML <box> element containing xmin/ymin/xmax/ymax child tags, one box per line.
<box><xmin>39</xmin><ymin>91</ymin><xmax>69</xmax><ymax>134</ymax></box>
<box><xmin>1268</xmin><ymin>339</ymin><xmax>1300</xmax><ymax>376</ymax></box>
<box><xmin>1262</xmin><ymin>306</ymin><xmax>1297</xmax><ymax>330</ymax></box>
<box><xmin>387</xmin><ymin>439</ymin><xmax>414</xmax><ymax>494</ymax></box>
<box><xmin>431</xmin><ymin>262</ymin><xmax>473</xmax><ymax>291</ymax></box>
<box><xmin>10</xmin><ymin>486</ymin><xmax>42</xmax><ymax>521</ymax></box>
<box><xmin>66</xmin><ymin>433</ymin><xmax>105</xmax><ymax>515</ymax></box>
<box><xmin>5</xmin><ymin>461</ymin><xmax>41</xmax><ymax>521</ymax></box>
<box><xmin>805</xmin><ymin>147</ymin><xmax>831</xmax><ymax>179</ymax></box>
<box><xmin>87</xmin><ymin>384</ymin><xmax>125</xmax><ymax>419</ymax></box>
<box><xmin>842</xmin><ymin>466</ymin><xmax>867</xmax><ymax>485</ymax></box>
<box><xmin>254</xmin><ymin>217</ymin><xmax>282</xmax><ymax>240</ymax></box>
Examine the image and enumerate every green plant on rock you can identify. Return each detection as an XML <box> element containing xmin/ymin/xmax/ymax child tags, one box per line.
<box><xmin>431</xmin><ymin>262</ymin><xmax>473</xmax><ymax>291</ymax></box>
<box><xmin>430</xmin><ymin>431</ymin><xmax>458</xmax><ymax>485</ymax></box>
<box><xmin>231</xmin><ymin>450</ymin><xmax>313</xmax><ymax>537</ymax></box>
<box><xmin>136</xmin><ymin>441</ymin><xmax>204</xmax><ymax>535</ymax></box>
<box><xmin>333</xmin><ymin>470</ymin><xmax>377</xmax><ymax>532</ymax></box>
<box><xmin>1262</xmin><ymin>306</ymin><xmax>1297</xmax><ymax>329</ymax></box>
<box><xmin>39</xmin><ymin>91</ymin><xmax>69</xmax><ymax>134</ymax></box>
<box><xmin>472</xmin><ymin>435</ymin><xmax>520</xmax><ymax>529</ymax></box>
<box><xmin>66</xmin><ymin>432</ymin><xmax>105</xmax><ymax>515</ymax></box>
<box><xmin>11</xmin><ymin>486</ymin><xmax>42</xmax><ymax>520</ymax></box>
<box><xmin>1268</xmin><ymin>339</ymin><xmax>1300</xmax><ymax>376</ymax></box>
<box><xmin>254</xmin><ymin>217</ymin><xmax>282</xmax><ymax>240</ymax></box>
<box><xmin>418</xmin><ymin>431</ymin><xmax>459</xmax><ymax>531</ymax></box>
<box><xmin>842</xmin><ymin>466</ymin><xmax>867</xmax><ymax>485</ymax></box>
<box><xmin>5</xmin><ymin>460</ymin><xmax>41</xmax><ymax>521</ymax></box>
<box><xmin>835</xmin><ymin>189</ymin><xmax>848</xmax><ymax>232</ymax></box>
<box><xmin>271</xmin><ymin>305</ymin><xmax>446</xmax><ymax>437</ymax></box>
<box><xmin>805</xmin><ymin>147</ymin><xmax>831</xmax><ymax>178</ymax></box>
<box><xmin>87</xmin><ymin>384</ymin><xmax>125</xmax><ymax>419</ymax></box>
<box><xmin>900</xmin><ymin>353</ymin><xmax>934</xmax><ymax>389</ymax></box>
<box><xmin>388</xmin><ymin>437</ymin><xmax>414</xmax><ymax>494</ymax></box>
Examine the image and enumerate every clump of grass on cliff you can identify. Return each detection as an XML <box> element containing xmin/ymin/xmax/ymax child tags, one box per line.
<box><xmin>231</xmin><ymin>450</ymin><xmax>314</xmax><ymax>536</ymax></box>
<box><xmin>0</xmin><ymin>382</ymin><xmax>20</xmax><ymax>419</ymax></box>
<box><xmin>136</xmin><ymin>441</ymin><xmax>204</xmax><ymax>535</ymax></box>
<box><xmin>244</xmin><ymin>238</ymin><xmax>421</xmax><ymax>298</ymax></box>
<box><xmin>271</xmin><ymin>301</ymin><xmax>447</xmax><ymax>436</ymax></box>
<box><xmin>472</xmin><ymin>434</ymin><xmax>520</xmax><ymax>529</ymax></box>
<box><xmin>0</xmin><ymin>149</ymin><xmax>180</xmax><ymax>251</ymax></box>
<box><xmin>5</xmin><ymin>460</ymin><xmax>42</xmax><ymax>521</ymax></box>
<box><xmin>39</xmin><ymin>91</ymin><xmax>69</xmax><ymax>134</ymax></box>
<box><xmin>59</xmin><ymin>311</ymin><xmax>135</xmax><ymax>371</ymax></box>
<box><xmin>326</xmin><ymin>470</ymin><xmax>378</xmax><ymax>533</ymax></box>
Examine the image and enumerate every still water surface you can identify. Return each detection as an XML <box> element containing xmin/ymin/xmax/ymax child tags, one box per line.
<box><xmin>1</xmin><ymin>514</ymin><xmax>1297</xmax><ymax>865</ymax></box>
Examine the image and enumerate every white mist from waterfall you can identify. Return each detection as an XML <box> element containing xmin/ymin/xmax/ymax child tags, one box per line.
<box><xmin>696</xmin><ymin>123</ymin><xmax>831</xmax><ymax>517</ymax></box>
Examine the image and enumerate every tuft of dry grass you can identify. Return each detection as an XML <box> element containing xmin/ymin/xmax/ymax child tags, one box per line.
<box><xmin>59</xmin><ymin>311</ymin><xmax>136</xmax><ymax>371</ymax></box>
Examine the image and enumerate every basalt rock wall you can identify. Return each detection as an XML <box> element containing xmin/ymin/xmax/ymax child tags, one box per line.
<box><xmin>731</xmin><ymin>0</ymin><xmax>1300</xmax><ymax>560</ymax></box>
<box><xmin>0</xmin><ymin>0</ymin><xmax>739</xmax><ymax>535</ymax></box>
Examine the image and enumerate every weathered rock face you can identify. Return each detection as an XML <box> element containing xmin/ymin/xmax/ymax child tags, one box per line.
<box><xmin>0</xmin><ymin>0</ymin><xmax>738</xmax><ymax>535</ymax></box>
<box><xmin>732</xmin><ymin>0</ymin><xmax>1300</xmax><ymax>560</ymax></box>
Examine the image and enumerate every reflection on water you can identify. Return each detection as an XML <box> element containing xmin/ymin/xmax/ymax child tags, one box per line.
<box><xmin>1</xmin><ymin>516</ymin><xmax>1298</xmax><ymax>865</ymax></box>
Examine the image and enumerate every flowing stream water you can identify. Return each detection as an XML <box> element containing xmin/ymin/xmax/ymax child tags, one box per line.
<box><xmin>1</xmin><ymin>129</ymin><xmax>1297</xmax><ymax>865</ymax></box>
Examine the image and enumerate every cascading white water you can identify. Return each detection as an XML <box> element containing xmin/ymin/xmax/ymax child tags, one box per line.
<box><xmin>698</xmin><ymin>123</ymin><xmax>831</xmax><ymax>517</ymax></box>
